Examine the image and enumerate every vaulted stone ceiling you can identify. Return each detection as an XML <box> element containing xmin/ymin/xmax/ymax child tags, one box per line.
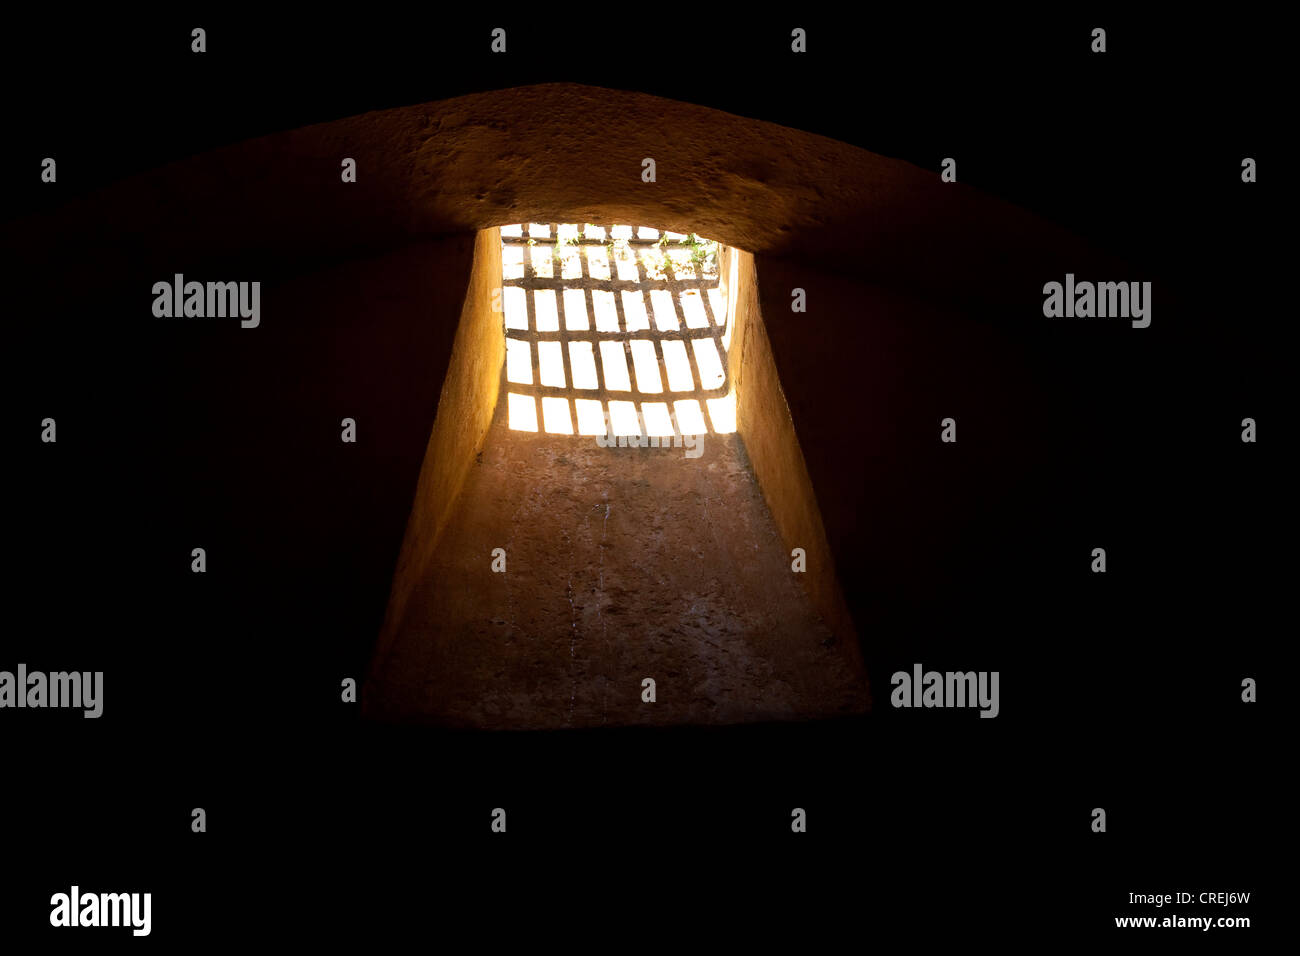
<box><xmin>6</xmin><ymin>83</ymin><xmax>1121</xmax><ymax>312</ymax></box>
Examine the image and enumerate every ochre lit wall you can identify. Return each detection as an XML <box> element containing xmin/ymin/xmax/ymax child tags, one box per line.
<box><xmin>371</xmin><ymin>228</ymin><xmax>503</xmax><ymax>667</ymax></box>
<box><xmin>725</xmin><ymin>247</ymin><xmax>863</xmax><ymax>677</ymax></box>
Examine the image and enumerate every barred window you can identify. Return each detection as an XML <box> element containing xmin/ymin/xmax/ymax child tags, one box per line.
<box><xmin>499</xmin><ymin>222</ymin><xmax>736</xmax><ymax>436</ymax></box>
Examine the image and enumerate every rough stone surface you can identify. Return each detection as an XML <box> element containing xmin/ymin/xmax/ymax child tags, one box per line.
<box><xmin>5</xmin><ymin>83</ymin><xmax>1122</xmax><ymax>314</ymax></box>
<box><xmin>363</xmin><ymin>409</ymin><xmax>868</xmax><ymax>729</ymax></box>
<box><xmin>727</xmin><ymin>247</ymin><xmax>860</xmax><ymax>664</ymax></box>
<box><xmin>376</xmin><ymin>228</ymin><xmax>504</xmax><ymax>648</ymax></box>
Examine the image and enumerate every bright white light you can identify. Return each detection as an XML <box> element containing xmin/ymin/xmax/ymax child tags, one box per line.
<box><xmin>680</xmin><ymin>289</ymin><xmax>709</xmax><ymax>328</ymax></box>
<box><xmin>723</xmin><ymin>251</ymin><xmax>739</xmax><ymax>351</ymax></box>
<box><xmin>508</xmin><ymin>392</ymin><xmax>538</xmax><ymax>432</ymax></box>
<box><xmin>586</xmin><ymin>246</ymin><xmax>611</xmax><ymax>280</ymax></box>
<box><xmin>504</xmin><ymin>287</ymin><xmax>528</xmax><ymax>331</ymax></box>
<box><xmin>614</xmin><ymin>246</ymin><xmax>639</xmax><ymax>281</ymax></box>
<box><xmin>598</xmin><ymin>341</ymin><xmax>631</xmax><ymax>391</ymax></box>
<box><xmin>502</xmin><ymin>245</ymin><xmax>525</xmax><ymax>280</ymax></box>
<box><xmin>641</xmin><ymin>402</ymin><xmax>674</xmax><ymax>437</ymax></box>
<box><xmin>660</xmin><ymin>340</ymin><xmax>695</xmax><ymax>392</ymax></box>
<box><xmin>641</xmin><ymin>248</ymin><xmax>669</xmax><ymax>280</ymax></box>
<box><xmin>667</xmin><ymin>248</ymin><xmax>696</xmax><ymax>278</ymax></box>
<box><xmin>560</xmin><ymin>246</ymin><xmax>583</xmax><ymax>279</ymax></box>
<box><xmin>629</xmin><ymin>340</ymin><xmax>663</xmax><ymax>393</ymax></box>
<box><xmin>706</xmin><ymin>391</ymin><xmax>736</xmax><ymax>433</ymax></box>
<box><xmin>607</xmin><ymin>400</ymin><xmax>641</xmax><ymax>436</ymax></box>
<box><xmin>499</xmin><ymin>224</ymin><xmax>734</xmax><ymax>441</ymax></box>
<box><xmin>530</xmin><ymin>243</ymin><xmax>553</xmax><ymax>278</ymax></box>
<box><xmin>692</xmin><ymin>337</ymin><xmax>725</xmax><ymax>389</ymax></box>
<box><xmin>621</xmin><ymin>290</ymin><xmax>650</xmax><ymax>332</ymax></box>
<box><xmin>555</xmin><ymin>226</ymin><xmax>581</xmax><ymax>278</ymax></box>
<box><xmin>649</xmin><ymin>289</ymin><xmax>679</xmax><ymax>330</ymax></box>
<box><xmin>673</xmin><ymin>399</ymin><xmax>707</xmax><ymax>435</ymax></box>
<box><xmin>568</xmin><ymin>341</ymin><xmax>599</xmax><ymax>389</ymax></box>
<box><xmin>592</xmin><ymin>290</ymin><xmax>619</xmax><ymax>332</ymax></box>
<box><xmin>538</xmin><ymin>340</ymin><xmax>566</xmax><ymax>388</ymax></box>
<box><xmin>541</xmin><ymin>397</ymin><xmax>573</xmax><ymax>434</ymax></box>
<box><xmin>574</xmin><ymin>399</ymin><xmax>606</xmax><ymax>435</ymax></box>
<box><xmin>563</xmin><ymin>288</ymin><xmax>589</xmax><ymax>331</ymax></box>
<box><xmin>506</xmin><ymin>337</ymin><xmax>533</xmax><ymax>385</ymax></box>
<box><xmin>534</xmin><ymin>289</ymin><xmax>559</xmax><ymax>331</ymax></box>
<box><xmin>706</xmin><ymin>286</ymin><xmax>726</xmax><ymax>328</ymax></box>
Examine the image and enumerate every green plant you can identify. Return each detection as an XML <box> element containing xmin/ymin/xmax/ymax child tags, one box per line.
<box><xmin>658</xmin><ymin>232</ymin><xmax>717</xmax><ymax>273</ymax></box>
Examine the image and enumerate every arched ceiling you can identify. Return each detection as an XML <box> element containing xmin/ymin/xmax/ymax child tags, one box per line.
<box><xmin>6</xmin><ymin>83</ymin><xmax>1122</xmax><ymax>311</ymax></box>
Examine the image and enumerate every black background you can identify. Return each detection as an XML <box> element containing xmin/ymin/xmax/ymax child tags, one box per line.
<box><xmin>3</xmin><ymin>8</ymin><xmax>1279</xmax><ymax>945</ymax></box>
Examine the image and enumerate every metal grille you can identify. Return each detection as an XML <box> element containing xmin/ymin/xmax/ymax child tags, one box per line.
<box><xmin>500</xmin><ymin>223</ymin><xmax>735</xmax><ymax>436</ymax></box>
